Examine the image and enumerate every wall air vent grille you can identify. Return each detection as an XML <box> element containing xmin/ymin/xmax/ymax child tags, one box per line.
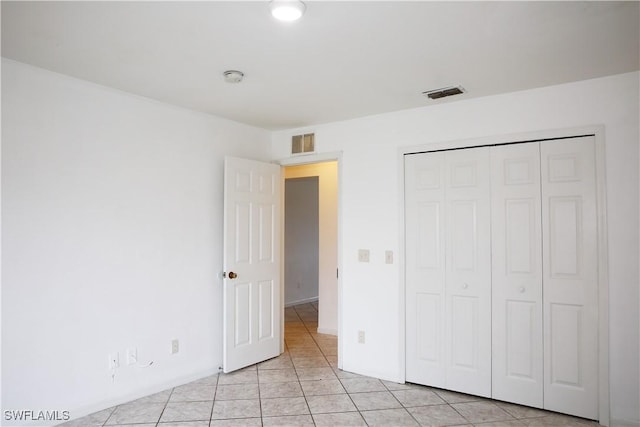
<box><xmin>292</xmin><ymin>133</ymin><xmax>315</xmax><ymax>155</ymax></box>
<box><xmin>422</xmin><ymin>86</ymin><xmax>465</xmax><ymax>100</ymax></box>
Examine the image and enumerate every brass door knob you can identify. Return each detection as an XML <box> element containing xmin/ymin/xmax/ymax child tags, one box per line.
<box><xmin>228</xmin><ymin>271</ymin><xmax>238</xmax><ymax>279</ymax></box>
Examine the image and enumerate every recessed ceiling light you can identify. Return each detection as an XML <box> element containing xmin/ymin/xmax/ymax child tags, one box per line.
<box><xmin>223</xmin><ymin>70</ymin><xmax>244</xmax><ymax>84</ymax></box>
<box><xmin>270</xmin><ymin>0</ymin><xmax>306</xmax><ymax>21</ymax></box>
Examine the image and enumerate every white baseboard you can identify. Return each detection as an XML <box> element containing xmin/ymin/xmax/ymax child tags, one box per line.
<box><xmin>317</xmin><ymin>327</ymin><xmax>337</xmax><ymax>336</ymax></box>
<box><xmin>285</xmin><ymin>296</ymin><xmax>318</xmax><ymax>307</ymax></box>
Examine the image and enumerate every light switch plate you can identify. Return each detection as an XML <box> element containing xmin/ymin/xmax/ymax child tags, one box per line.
<box><xmin>385</xmin><ymin>250</ymin><xmax>394</xmax><ymax>264</ymax></box>
<box><xmin>358</xmin><ymin>249</ymin><xmax>370</xmax><ymax>263</ymax></box>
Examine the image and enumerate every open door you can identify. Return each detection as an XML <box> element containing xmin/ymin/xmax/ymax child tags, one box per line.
<box><xmin>223</xmin><ymin>156</ymin><xmax>281</xmax><ymax>373</ymax></box>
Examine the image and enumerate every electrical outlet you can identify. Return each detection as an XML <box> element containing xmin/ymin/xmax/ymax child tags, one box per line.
<box><xmin>108</xmin><ymin>353</ymin><xmax>119</xmax><ymax>370</ymax></box>
<box><xmin>385</xmin><ymin>250</ymin><xmax>394</xmax><ymax>264</ymax></box>
<box><xmin>358</xmin><ymin>330</ymin><xmax>365</xmax><ymax>344</ymax></box>
<box><xmin>126</xmin><ymin>348</ymin><xmax>137</xmax><ymax>365</ymax></box>
<box><xmin>171</xmin><ymin>339</ymin><xmax>179</xmax><ymax>354</ymax></box>
<box><xmin>358</xmin><ymin>249</ymin><xmax>370</xmax><ymax>263</ymax></box>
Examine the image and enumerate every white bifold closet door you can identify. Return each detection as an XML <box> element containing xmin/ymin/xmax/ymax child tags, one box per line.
<box><xmin>405</xmin><ymin>147</ymin><xmax>492</xmax><ymax>397</ymax></box>
<box><xmin>540</xmin><ymin>137</ymin><xmax>598</xmax><ymax>419</ymax></box>
<box><xmin>491</xmin><ymin>142</ymin><xmax>544</xmax><ymax>408</ymax></box>
<box><xmin>406</xmin><ymin>136</ymin><xmax>599</xmax><ymax>420</ymax></box>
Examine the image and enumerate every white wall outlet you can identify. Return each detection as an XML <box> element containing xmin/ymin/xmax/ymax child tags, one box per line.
<box><xmin>358</xmin><ymin>330</ymin><xmax>365</xmax><ymax>344</ymax></box>
<box><xmin>385</xmin><ymin>250</ymin><xmax>394</xmax><ymax>264</ymax></box>
<box><xmin>358</xmin><ymin>249</ymin><xmax>370</xmax><ymax>263</ymax></box>
<box><xmin>126</xmin><ymin>348</ymin><xmax>137</xmax><ymax>365</ymax></box>
<box><xmin>171</xmin><ymin>339</ymin><xmax>179</xmax><ymax>354</ymax></box>
<box><xmin>108</xmin><ymin>353</ymin><xmax>119</xmax><ymax>370</ymax></box>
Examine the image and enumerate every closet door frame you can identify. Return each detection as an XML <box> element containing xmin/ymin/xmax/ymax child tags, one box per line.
<box><xmin>398</xmin><ymin>125</ymin><xmax>610</xmax><ymax>426</ymax></box>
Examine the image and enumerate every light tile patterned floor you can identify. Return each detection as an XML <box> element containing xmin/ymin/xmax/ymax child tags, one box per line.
<box><xmin>61</xmin><ymin>303</ymin><xmax>601</xmax><ymax>426</ymax></box>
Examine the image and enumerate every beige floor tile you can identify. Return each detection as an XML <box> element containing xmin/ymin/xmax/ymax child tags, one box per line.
<box><xmin>169</xmin><ymin>383</ymin><xmax>216</xmax><ymax>402</ymax></box>
<box><xmin>215</xmin><ymin>383</ymin><xmax>259</xmax><ymax>400</ymax></box>
<box><xmin>360</xmin><ymin>408</ymin><xmax>420</xmax><ymax>426</ymax></box>
<box><xmin>306</xmin><ymin>394</ymin><xmax>358</xmax><ymax>414</ymax></box>
<box><xmin>159</xmin><ymin>401</ymin><xmax>213</xmax><ymax>422</ymax></box>
<box><xmin>300</xmin><ymin>379</ymin><xmax>346</xmax><ymax>396</ymax></box>
<box><xmin>495</xmin><ymin>401</ymin><xmax>550</xmax><ymax>419</ymax></box>
<box><xmin>259</xmin><ymin>381</ymin><xmax>304</xmax><ymax>398</ymax></box>
<box><xmin>292</xmin><ymin>356</ymin><xmax>330</xmax><ymax>369</ymax></box>
<box><xmin>211</xmin><ymin>399</ymin><xmax>261</xmax><ymax>420</ymax></box>
<box><xmin>452</xmin><ymin>401</ymin><xmax>516</xmax><ymax>424</ymax></box>
<box><xmin>209</xmin><ymin>419</ymin><xmax>262</xmax><ymax>427</ymax></box>
<box><xmin>104</xmin><ymin>402</ymin><xmax>164</xmax><ymax>425</ymax></box>
<box><xmin>518</xmin><ymin>414</ymin><xmax>600</xmax><ymax>426</ymax></box>
<box><xmin>312</xmin><ymin>411</ymin><xmax>368</xmax><ymax>426</ymax></box>
<box><xmin>392</xmin><ymin>388</ymin><xmax>446</xmax><ymax>407</ymax></box>
<box><xmin>433</xmin><ymin>388</ymin><xmax>484</xmax><ymax>404</ymax></box>
<box><xmin>262</xmin><ymin>414</ymin><xmax>315</xmax><ymax>426</ymax></box>
<box><xmin>261</xmin><ymin>396</ymin><xmax>310</xmax><ymax>417</ymax></box>
<box><xmin>407</xmin><ymin>404</ymin><xmax>468</xmax><ymax>427</ymax></box>
<box><xmin>258</xmin><ymin>368</ymin><xmax>299</xmax><ymax>383</ymax></box>
<box><xmin>349</xmin><ymin>391</ymin><xmax>403</xmax><ymax>411</ymax></box>
<box><xmin>341</xmin><ymin>377</ymin><xmax>387</xmax><ymax>393</ymax></box>
<box><xmin>217</xmin><ymin>369</ymin><xmax>258</xmax><ymax>385</ymax></box>
<box><xmin>296</xmin><ymin>367</ymin><xmax>337</xmax><ymax>381</ymax></box>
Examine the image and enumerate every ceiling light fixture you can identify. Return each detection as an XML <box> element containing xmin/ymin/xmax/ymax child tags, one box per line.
<box><xmin>270</xmin><ymin>0</ymin><xmax>306</xmax><ymax>21</ymax></box>
<box><xmin>223</xmin><ymin>70</ymin><xmax>244</xmax><ymax>83</ymax></box>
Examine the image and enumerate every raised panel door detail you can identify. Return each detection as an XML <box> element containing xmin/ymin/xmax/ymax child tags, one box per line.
<box><xmin>235</xmin><ymin>171</ymin><xmax>252</xmax><ymax>193</ymax></box>
<box><xmin>450</xmin><ymin>200</ymin><xmax>477</xmax><ymax>272</ymax></box>
<box><xmin>417</xmin><ymin>167</ymin><xmax>441</xmax><ymax>190</ymax></box>
<box><xmin>451</xmin><ymin>162</ymin><xmax>477</xmax><ymax>187</ymax></box>
<box><xmin>548</xmin><ymin>155</ymin><xmax>580</xmax><ymax>182</ymax></box>
<box><xmin>506</xmin><ymin>300</ymin><xmax>536</xmax><ymax>380</ymax></box>
<box><xmin>549</xmin><ymin>303</ymin><xmax>583</xmax><ymax>388</ymax></box>
<box><xmin>506</xmin><ymin>199</ymin><xmax>536</xmax><ymax>275</ymax></box>
<box><xmin>259</xmin><ymin>203</ymin><xmax>274</xmax><ymax>263</ymax></box>
<box><xmin>417</xmin><ymin>202</ymin><xmax>441</xmax><ymax>269</ymax></box>
<box><xmin>258</xmin><ymin>280</ymin><xmax>274</xmax><ymax>340</ymax></box>
<box><xmin>504</xmin><ymin>158</ymin><xmax>534</xmax><ymax>185</ymax></box>
<box><xmin>417</xmin><ymin>293</ymin><xmax>440</xmax><ymax>362</ymax></box>
<box><xmin>235</xmin><ymin>202</ymin><xmax>251</xmax><ymax>264</ymax></box>
<box><xmin>451</xmin><ymin>295</ymin><xmax>478</xmax><ymax>370</ymax></box>
<box><xmin>234</xmin><ymin>282</ymin><xmax>251</xmax><ymax>347</ymax></box>
<box><xmin>549</xmin><ymin>197</ymin><xmax>582</xmax><ymax>277</ymax></box>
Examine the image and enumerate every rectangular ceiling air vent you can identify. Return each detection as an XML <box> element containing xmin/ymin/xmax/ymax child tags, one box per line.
<box><xmin>422</xmin><ymin>86</ymin><xmax>465</xmax><ymax>100</ymax></box>
<box><xmin>291</xmin><ymin>133</ymin><xmax>315</xmax><ymax>155</ymax></box>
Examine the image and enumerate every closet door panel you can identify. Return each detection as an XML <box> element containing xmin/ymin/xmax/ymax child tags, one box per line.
<box><xmin>541</xmin><ymin>137</ymin><xmax>598</xmax><ymax>420</ymax></box>
<box><xmin>445</xmin><ymin>147</ymin><xmax>492</xmax><ymax>397</ymax></box>
<box><xmin>491</xmin><ymin>143</ymin><xmax>543</xmax><ymax>407</ymax></box>
<box><xmin>405</xmin><ymin>152</ymin><xmax>447</xmax><ymax>388</ymax></box>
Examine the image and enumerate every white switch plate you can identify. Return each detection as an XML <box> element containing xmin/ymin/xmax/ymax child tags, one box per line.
<box><xmin>126</xmin><ymin>348</ymin><xmax>137</xmax><ymax>365</ymax></box>
<box><xmin>358</xmin><ymin>330</ymin><xmax>365</xmax><ymax>344</ymax></box>
<box><xmin>358</xmin><ymin>249</ymin><xmax>370</xmax><ymax>263</ymax></box>
<box><xmin>171</xmin><ymin>339</ymin><xmax>179</xmax><ymax>354</ymax></box>
<box><xmin>385</xmin><ymin>250</ymin><xmax>394</xmax><ymax>264</ymax></box>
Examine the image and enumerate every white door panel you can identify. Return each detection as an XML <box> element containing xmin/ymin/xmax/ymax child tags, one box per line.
<box><xmin>541</xmin><ymin>137</ymin><xmax>598</xmax><ymax>419</ymax></box>
<box><xmin>223</xmin><ymin>157</ymin><xmax>281</xmax><ymax>373</ymax></box>
<box><xmin>445</xmin><ymin>147</ymin><xmax>492</xmax><ymax>397</ymax></box>
<box><xmin>491</xmin><ymin>143</ymin><xmax>543</xmax><ymax>407</ymax></box>
<box><xmin>405</xmin><ymin>152</ymin><xmax>446</xmax><ymax>388</ymax></box>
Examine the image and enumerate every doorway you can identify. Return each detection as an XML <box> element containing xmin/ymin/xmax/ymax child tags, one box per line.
<box><xmin>283</xmin><ymin>161</ymin><xmax>339</xmax><ymax>337</ymax></box>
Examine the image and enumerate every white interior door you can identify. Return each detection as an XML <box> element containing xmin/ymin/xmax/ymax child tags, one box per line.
<box><xmin>405</xmin><ymin>151</ymin><xmax>447</xmax><ymax>388</ymax></box>
<box><xmin>444</xmin><ymin>147</ymin><xmax>492</xmax><ymax>397</ymax></box>
<box><xmin>491</xmin><ymin>143</ymin><xmax>544</xmax><ymax>408</ymax></box>
<box><xmin>405</xmin><ymin>147</ymin><xmax>491</xmax><ymax>397</ymax></box>
<box><xmin>223</xmin><ymin>156</ymin><xmax>281</xmax><ymax>373</ymax></box>
<box><xmin>541</xmin><ymin>137</ymin><xmax>598</xmax><ymax>419</ymax></box>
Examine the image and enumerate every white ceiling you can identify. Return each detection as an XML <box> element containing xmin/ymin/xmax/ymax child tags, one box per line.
<box><xmin>2</xmin><ymin>1</ymin><xmax>639</xmax><ymax>130</ymax></box>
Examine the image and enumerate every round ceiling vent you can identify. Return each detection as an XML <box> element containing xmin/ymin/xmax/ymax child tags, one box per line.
<box><xmin>223</xmin><ymin>70</ymin><xmax>244</xmax><ymax>84</ymax></box>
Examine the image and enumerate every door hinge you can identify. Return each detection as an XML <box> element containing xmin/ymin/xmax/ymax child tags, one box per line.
<box><xmin>336</xmin><ymin>268</ymin><xmax>339</xmax><ymax>279</ymax></box>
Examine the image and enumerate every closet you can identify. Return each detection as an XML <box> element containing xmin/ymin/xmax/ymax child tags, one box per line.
<box><xmin>404</xmin><ymin>136</ymin><xmax>599</xmax><ymax>420</ymax></box>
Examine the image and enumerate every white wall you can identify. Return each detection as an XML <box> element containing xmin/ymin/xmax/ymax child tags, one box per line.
<box><xmin>1</xmin><ymin>59</ymin><xmax>271</xmax><ymax>424</ymax></box>
<box><xmin>284</xmin><ymin>162</ymin><xmax>339</xmax><ymax>335</ymax></box>
<box><xmin>284</xmin><ymin>177</ymin><xmax>319</xmax><ymax>306</ymax></box>
<box><xmin>272</xmin><ymin>72</ymin><xmax>640</xmax><ymax>426</ymax></box>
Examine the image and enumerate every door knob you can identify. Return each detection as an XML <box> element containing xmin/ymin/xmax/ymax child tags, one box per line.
<box><xmin>519</xmin><ymin>286</ymin><xmax>525</xmax><ymax>293</ymax></box>
<box><xmin>224</xmin><ymin>271</ymin><xmax>238</xmax><ymax>279</ymax></box>
<box><xmin>462</xmin><ymin>283</ymin><xmax>469</xmax><ymax>289</ymax></box>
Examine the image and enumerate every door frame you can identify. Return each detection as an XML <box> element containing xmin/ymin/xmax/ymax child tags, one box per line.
<box><xmin>397</xmin><ymin>126</ymin><xmax>610</xmax><ymax>426</ymax></box>
<box><xmin>278</xmin><ymin>151</ymin><xmax>343</xmax><ymax>369</ymax></box>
